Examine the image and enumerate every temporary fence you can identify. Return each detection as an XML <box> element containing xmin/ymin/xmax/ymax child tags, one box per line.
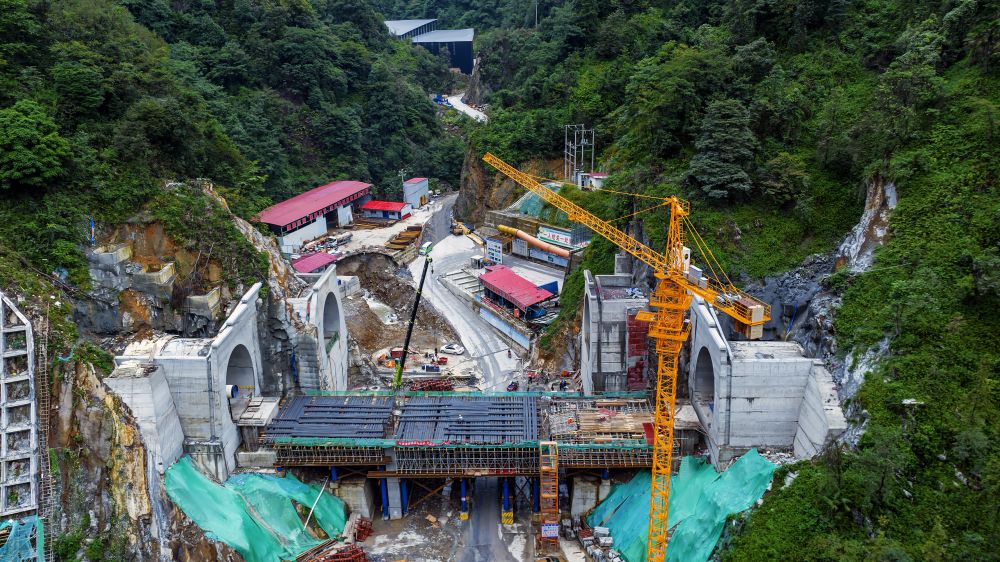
<box><xmin>164</xmin><ymin>456</ymin><xmax>347</xmax><ymax>562</ymax></box>
<box><xmin>586</xmin><ymin>449</ymin><xmax>776</xmax><ymax>562</ymax></box>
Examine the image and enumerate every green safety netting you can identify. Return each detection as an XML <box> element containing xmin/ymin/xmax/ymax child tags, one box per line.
<box><xmin>165</xmin><ymin>456</ymin><xmax>346</xmax><ymax>562</ymax></box>
<box><xmin>587</xmin><ymin>449</ymin><xmax>776</xmax><ymax>562</ymax></box>
<box><xmin>0</xmin><ymin>515</ymin><xmax>43</xmax><ymax>561</ymax></box>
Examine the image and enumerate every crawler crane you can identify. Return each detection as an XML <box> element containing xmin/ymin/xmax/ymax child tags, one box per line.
<box><xmin>483</xmin><ymin>153</ymin><xmax>770</xmax><ymax>562</ymax></box>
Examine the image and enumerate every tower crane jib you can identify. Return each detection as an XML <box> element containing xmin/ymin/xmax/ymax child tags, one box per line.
<box><xmin>482</xmin><ymin>152</ymin><xmax>770</xmax><ymax>562</ymax></box>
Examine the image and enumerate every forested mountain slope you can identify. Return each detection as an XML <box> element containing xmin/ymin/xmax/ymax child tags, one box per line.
<box><xmin>446</xmin><ymin>0</ymin><xmax>998</xmax><ymax>558</ymax></box>
<box><xmin>0</xmin><ymin>0</ymin><xmax>461</xmax><ymax>284</ymax></box>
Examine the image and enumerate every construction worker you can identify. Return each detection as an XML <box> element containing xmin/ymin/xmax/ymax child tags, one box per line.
<box><xmin>507</xmin><ymin>349</ymin><xmax>512</xmax><ymax>359</ymax></box>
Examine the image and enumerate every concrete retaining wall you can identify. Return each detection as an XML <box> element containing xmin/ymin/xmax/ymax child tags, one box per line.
<box><xmin>104</xmin><ymin>364</ymin><xmax>185</xmax><ymax>474</ymax></box>
<box><xmin>794</xmin><ymin>364</ymin><xmax>848</xmax><ymax>457</ymax></box>
<box><xmin>288</xmin><ymin>267</ymin><xmax>349</xmax><ymax>391</ymax></box>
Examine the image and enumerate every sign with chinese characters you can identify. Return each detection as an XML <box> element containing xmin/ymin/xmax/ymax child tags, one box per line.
<box><xmin>486</xmin><ymin>238</ymin><xmax>503</xmax><ymax>264</ymax></box>
<box><xmin>541</xmin><ymin>523</ymin><xmax>560</xmax><ymax>538</ymax></box>
<box><xmin>537</xmin><ymin>226</ymin><xmax>573</xmax><ymax>246</ymax></box>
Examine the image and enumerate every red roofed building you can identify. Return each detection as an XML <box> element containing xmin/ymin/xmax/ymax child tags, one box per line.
<box><xmin>479</xmin><ymin>265</ymin><xmax>555</xmax><ymax>319</ymax></box>
<box><xmin>359</xmin><ymin>200</ymin><xmax>413</xmax><ymax>221</ymax></box>
<box><xmin>255</xmin><ymin>180</ymin><xmax>371</xmax><ymax>253</ymax></box>
<box><xmin>291</xmin><ymin>252</ymin><xmax>339</xmax><ymax>274</ymax></box>
<box><xmin>589</xmin><ymin>172</ymin><xmax>608</xmax><ymax>189</ymax></box>
<box><xmin>402</xmin><ymin>177</ymin><xmax>430</xmax><ymax>208</ymax></box>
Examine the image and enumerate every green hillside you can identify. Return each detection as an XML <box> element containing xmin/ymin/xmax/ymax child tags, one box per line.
<box><xmin>451</xmin><ymin>0</ymin><xmax>999</xmax><ymax>558</ymax></box>
<box><xmin>0</xmin><ymin>0</ymin><xmax>462</xmax><ymax>284</ymax></box>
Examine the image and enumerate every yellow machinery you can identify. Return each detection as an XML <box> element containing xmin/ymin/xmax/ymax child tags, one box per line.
<box><xmin>483</xmin><ymin>153</ymin><xmax>770</xmax><ymax>562</ymax></box>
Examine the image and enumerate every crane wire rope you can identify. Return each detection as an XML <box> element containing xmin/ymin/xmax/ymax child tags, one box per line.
<box><xmin>682</xmin><ymin>215</ymin><xmax>741</xmax><ymax>293</ymax></box>
<box><xmin>679</xmin><ymin>216</ymin><xmax>729</xmax><ymax>288</ymax></box>
<box><xmin>608</xmin><ymin>201</ymin><xmax>671</xmax><ymax>223</ymax></box>
<box><xmin>524</xmin><ymin>172</ymin><xmax>672</xmax><ymax>202</ymax></box>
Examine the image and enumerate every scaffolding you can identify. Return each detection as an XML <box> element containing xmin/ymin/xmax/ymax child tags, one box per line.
<box><xmin>260</xmin><ymin>392</ymin><xmax>672</xmax><ymax>476</ymax></box>
<box><xmin>539</xmin><ymin>441</ymin><xmax>559</xmax><ymax>543</ymax></box>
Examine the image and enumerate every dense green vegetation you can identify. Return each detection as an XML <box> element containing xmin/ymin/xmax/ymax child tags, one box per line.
<box><xmin>451</xmin><ymin>0</ymin><xmax>999</xmax><ymax>559</ymax></box>
<box><xmin>0</xmin><ymin>0</ymin><xmax>461</xmax><ymax>284</ymax></box>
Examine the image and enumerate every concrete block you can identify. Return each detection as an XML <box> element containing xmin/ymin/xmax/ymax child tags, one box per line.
<box><xmin>336</xmin><ymin>477</ymin><xmax>376</xmax><ymax>519</ymax></box>
<box><xmin>236</xmin><ymin>450</ymin><xmax>277</xmax><ymax>467</ymax></box>
<box><xmin>571</xmin><ymin>476</ymin><xmax>599</xmax><ymax>518</ymax></box>
<box><xmin>598</xmin><ymin>478</ymin><xmax>612</xmax><ymax>502</ymax></box>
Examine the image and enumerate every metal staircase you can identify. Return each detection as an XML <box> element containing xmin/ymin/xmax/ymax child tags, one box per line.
<box><xmin>35</xmin><ymin>309</ymin><xmax>55</xmax><ymax>561</ymax></box>
<box><xmin>539</xmin><ymin>441</ymin><xmax>559</xmax><ymax>544</ymax></box>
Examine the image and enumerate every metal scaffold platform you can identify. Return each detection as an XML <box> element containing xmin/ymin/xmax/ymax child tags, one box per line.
<box><xmin>260</xmin><ymin>392</ymin><xmax>662</xmax><ymax>476</ymax></box>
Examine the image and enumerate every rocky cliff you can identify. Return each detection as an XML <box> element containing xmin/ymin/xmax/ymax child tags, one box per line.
<box><xmin>454</xmin><ymin>145</ymin><xmax>517</xmax><ymax>224</ymax></box>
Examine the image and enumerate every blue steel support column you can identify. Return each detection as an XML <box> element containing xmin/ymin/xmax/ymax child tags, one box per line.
<box><xmin>532</xmin><ymin>478</ymin><xmax>541</xmax><ymax>514</ymax></box>
<box><xmin>502</xmin><ymin>478</ymin><xmax>511</xmax><ymax>511</ymax></box>
<box><xmin>601</xmin><ymin>468</ymin><xmax>610</xmax><ymax>480</ymax></box>
<box><xmin>459</xmin><ymin>479</ymin><xmax>469</xmax><ymax>521</ymax></box>
<box><xmin>380</xmin><ymin>478</ymin><xmax>389</xmax><ymax>520</ymax></box>
<box><xmin>330</xmin><ymin>466</ymin><xmax>338</xmax><ymax>482</ymax></box>
<box><xmin>401</xmin><ymin>480</ymin><xmax>409</xmax><ymax>515</ymax></box>
<box><xmin>501</xmin><ymin>477</ymin><xmax>513</xmax><ymax>524</ymax></box>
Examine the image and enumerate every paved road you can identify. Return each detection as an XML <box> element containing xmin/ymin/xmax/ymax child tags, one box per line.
<box><xmin>410</xmin><ymin>233</ymin><xmax>520</xmax><ymax>391</ymax></box>
<box><xmin>458</xmin><ymin>478</ymin><xmax>516</xmax><ymax>562</ymax></box>
<box><xmin>447</xmin><ymin>93</ymin><xmax>487</xmax><ymax>122</ymax></box>
<box><xmin>409</xmin><ymin>196</ymin><xmax>564</xmax><ymax>390</ymax></box>
<box><xmin>423</xmin><ymin>192</ymin><xmax>458</xmax><ymax>244</ymax></box>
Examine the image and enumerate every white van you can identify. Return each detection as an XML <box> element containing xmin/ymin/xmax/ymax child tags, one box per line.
<box><xmin>419</xmin><ymin>241</ymin><xmax>433</xmax><ymax>255</ymax></box>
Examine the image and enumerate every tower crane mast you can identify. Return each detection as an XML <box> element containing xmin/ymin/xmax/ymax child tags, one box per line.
<box><xmin>482</xmin><ymin>153</ymin><xmax>770</xmax><ymax>562</ymax></box>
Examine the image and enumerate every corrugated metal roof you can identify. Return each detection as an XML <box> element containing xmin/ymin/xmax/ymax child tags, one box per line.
<box><xmin>265</xmin><ymin>395</ymin><xmax>394</xmax><ymax>439</ymax></box>
<box><xmin>291</xmin><ymin>252</ymin><xmax>338</xmax><ymax>273</ymax></box>
<box><xmin>479</xmin><ymin>265</ymin><xmax>554</xmax><ymax>310</ymax></box>
<box><xmin>256</xmin><ymin>181</ymin><xmax>370</xmax><ymax>227</ymax></box>
<box><xmin>385</xmin><ymin>19</ymin><xmax>436</xmax><ymax>36</ymax></box>
<box><xmin>405</xmin><ymin>177</ymin><xmax>428</xmax><ymax>184</ymax></box>
<box><xmin>395</xmin><ymin>395</ymin><xmax>538</xmax><ymax>444</ymax></box>
<box><xmin>412</xmin><ymin>29</ymin><xmax>474</xmax><ymax>43</ymax></box>
<box><xmin>361</xmin><ymin>200</ymin><xmax>408</xmax><ymax>212</ymax></box>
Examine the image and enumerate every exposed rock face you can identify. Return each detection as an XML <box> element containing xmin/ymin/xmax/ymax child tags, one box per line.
<box><xmin>50</xmin><ymin>359</ymin><xmax>235</xmax><ymax>561</ymax></box>
<box><xmin>464</xmin><ymin>60</ymin><xmax>489</xmax><ymax>106</ymax></box>
<box><xmin>836</xmin><ymin>176</ymin><xmax>897</xmax><ymax>272</ymax></box>
<box><xmin>455</xmin><ymin>145</ymin><xmax>516</xmax><ymax>224</ymax></box>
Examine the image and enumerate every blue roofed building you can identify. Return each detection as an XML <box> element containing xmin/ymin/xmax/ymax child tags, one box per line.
<box><xmin>385</xmin><ymin>19</ymin><xmax>475</xmax><ymax>74</ymax></box>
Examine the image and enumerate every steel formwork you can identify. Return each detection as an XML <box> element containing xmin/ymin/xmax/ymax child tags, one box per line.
<box><xmin>260</xmin><ymin>392</ymin><xmax>687</xmax><ymax>476</ymax></box>
<box><xmin>393</xmin><ymin>445</ymin><xmax>540</xmax><ymax>476</ymax></box>
<box><xmin>273</xmin><ymin>445</ymin><xmax>388</xmax><ymax>466</ymax></box>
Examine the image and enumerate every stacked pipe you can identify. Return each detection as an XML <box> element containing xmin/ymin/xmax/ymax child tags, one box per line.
<box><xmin>496</xmin><ymin>225</ymin><xmax>571</xmax><ymax>258</ymax></box>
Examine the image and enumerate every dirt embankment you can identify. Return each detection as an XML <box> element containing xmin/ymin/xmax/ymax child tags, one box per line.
<box><xmin>337</xmin><ymin>253</ymin><xmax>458</xmax><ymax>366</ymax></box>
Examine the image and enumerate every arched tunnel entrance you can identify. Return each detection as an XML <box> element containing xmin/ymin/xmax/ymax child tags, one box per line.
<box><xmin>226</xmin><ymin>344</ymin><xmax>255</xmax><ymax>417</ymax></box>
<box><xmin>322</xmin><ymin>292</ymin><xmax>341</xmax><ymax>353</ymax></box>
<box><xmin>693</xmin><ymin>347</ymin><xmax>716</xmax><ymax>423</ymax></box>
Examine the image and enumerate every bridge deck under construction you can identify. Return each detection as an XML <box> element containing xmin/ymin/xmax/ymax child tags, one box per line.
<box><xmin>260</xmin><ymin>392</ymin><xmax>697</xmax><ymax>477</ymax></box>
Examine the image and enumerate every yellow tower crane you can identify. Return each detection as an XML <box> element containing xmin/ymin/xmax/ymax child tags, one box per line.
<box><xmin>483</xmin><ymin>153</ymin><xmax>771</xmax><ymax>562</ymax></box>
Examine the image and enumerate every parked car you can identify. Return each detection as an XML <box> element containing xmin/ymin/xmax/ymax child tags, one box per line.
<box><xmin>440</xmin><ymin>343</ymin><xmax>465</xmax><ymax>355</ymax></box>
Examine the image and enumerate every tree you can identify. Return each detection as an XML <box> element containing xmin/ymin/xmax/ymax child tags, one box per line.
<box><xmin>761</xmin><ymin>152</ymin><xmax>809</xmax><ymax>206</ymax></box>
<box><xmin>0</xmin><ymin>100</ymin><xmax>71</xmax><ymax>191</ymax></box>
<box><xmin>688</xmin><ymin>98</ymin><xmax>756</xmax><ymax>200</ymax></box>
<box><xmin>52</xmin><ymin>61</ymin><xmax>105</xmax><ymax>115</ymax></box>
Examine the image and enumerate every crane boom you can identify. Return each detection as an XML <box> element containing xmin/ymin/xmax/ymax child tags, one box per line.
<box><xmin>482</xmin><ymin>152</ymin><xmax>770</xmax><ymax>562</ymax></box>
<box><xmin>482</xmin><ymin>153</ymin><xmax>769</xmax><ymax>330</ymax></box>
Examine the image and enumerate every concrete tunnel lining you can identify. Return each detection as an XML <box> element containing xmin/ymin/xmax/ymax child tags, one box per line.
<box><xmin>322</xmin><ymin>292</ymin><xmax>341</xmax><ymax>344</ymax></box>
<box><xmin>225</xmin><ymin>343</ymin><xmax>256</xmax><ymax>396</ymax></box>
<box><xmin>694</xmin><ymin>346</ymin><xmax>715</xmax><ymax>402</ymax></box>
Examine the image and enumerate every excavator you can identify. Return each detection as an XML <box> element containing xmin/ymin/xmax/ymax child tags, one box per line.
<box><xmin>483</xmin><ymin>153</ymin><xmax>770</xmax><ymax>562</ymax></box>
